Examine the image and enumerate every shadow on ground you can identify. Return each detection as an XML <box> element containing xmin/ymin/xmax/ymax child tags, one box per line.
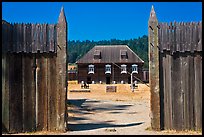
<box><xmin>67</xmin><ymin>98</ymin><xmax>144</xmax><ymax>132</ymax></box>
<box><xmin>67</xmin><ymin>122</ymin><xmax>144</xmax><ymax>131</ymax></box>
<box><xmin>67</xmin><ymin>99</ymin><xmax>87</xmax><ymax>107</ymax></box>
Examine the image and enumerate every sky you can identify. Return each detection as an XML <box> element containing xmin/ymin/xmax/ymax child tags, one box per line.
<box><xmin>2</xmin><ymin>2</ymin><xmax>202</xmax><ymax>41</ymax></box>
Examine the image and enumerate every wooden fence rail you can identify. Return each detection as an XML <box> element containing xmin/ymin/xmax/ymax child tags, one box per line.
<box><xmin>2</xmin><ymin>7</ymin><xmax>68</xmax><ymax>133</ymax></box>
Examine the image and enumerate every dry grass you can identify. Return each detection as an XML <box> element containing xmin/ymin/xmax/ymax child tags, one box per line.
<box><xmin>67</xmin><ymin>81</ymin><xmax>150</xmax><ymax>101</ymax></box>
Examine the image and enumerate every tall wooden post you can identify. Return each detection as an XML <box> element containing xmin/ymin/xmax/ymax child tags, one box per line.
<box><xmin>148</xmin><ymin>6</ymin><xmax>160</xmax><ymax>130</ymax></box>
<box><xmin>56</xmin><ymin>6</ymin><xmax>68</xmax><ymax>131</ymax></box>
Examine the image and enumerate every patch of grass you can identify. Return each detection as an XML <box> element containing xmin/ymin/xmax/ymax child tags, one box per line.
<box><xmin>115</xmin><ymin>99</ymin><xmax>125</xmax><ymax>101</ymax></box>
<box><xmin>145</xmin><ymin>126</ymin><xmax>152</xmax><ymax>131</ymax></box>
<box><xmin>105</xmin><ymin>128</ymin><xmax>117</xmax><ymax>132</ymax></box>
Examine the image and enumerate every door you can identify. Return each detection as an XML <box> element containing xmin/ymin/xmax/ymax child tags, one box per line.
<box><xmin>106</xmin><ymin>76</ymin><xmax>110</xmax><ymax>84</ymax></box>
<box><xmin>87</xmin><ymin>76</ymin><xmax>92</xmax><ymax>84</ymax></box>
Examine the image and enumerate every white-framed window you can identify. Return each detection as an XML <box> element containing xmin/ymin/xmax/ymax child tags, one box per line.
<box><xmin>105</xmin><ymin>64</ymin><xmax>111</xmax><ymax>74</ymax></box>
<box><xmin>121</xmin><ymin>64</ymin><xmax>127</xmax><ymax>74</ymax></box>
<box><xmin>88</xmin><ymin>64</ymin><xmax>94</xmax><ymax>74</ymax></box>
<box><xmin>132</xmin><ymin>64</ymin><xmax>138</xmax><ymax>73</ymax></box>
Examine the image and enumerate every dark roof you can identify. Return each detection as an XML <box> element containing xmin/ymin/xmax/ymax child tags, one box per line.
<box><xmin>76</xmin><ymin>45</ymin><xmax>144</xmax><ymax>64</ymax></box>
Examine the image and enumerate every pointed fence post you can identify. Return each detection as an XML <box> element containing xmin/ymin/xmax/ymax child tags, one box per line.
<box><xmin>56</xmin><ymin>6</ymin><xmax>68</xmax><ymax>131</ymax></box>
<box><xmin>148</xmin><ymin>6</ymin><xmax>161</xmax><ymax>130</ymax></box>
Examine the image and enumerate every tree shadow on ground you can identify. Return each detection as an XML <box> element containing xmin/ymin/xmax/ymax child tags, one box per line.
<box><xmin>67</xmin><ymin>122</ymin><xmax>144</xmax><ymax>131</ymax></box>
<box><xmin>67</xmin><ymin>99</ymin><xmax>86</xmax><ymax>107</ymax></box>
<box><xmin>67</xmin><ymin>98</ymin><xmax>144</xmax><ymax>132</ymax></box>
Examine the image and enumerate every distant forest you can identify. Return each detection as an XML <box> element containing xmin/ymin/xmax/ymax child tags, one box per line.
<box><xmin>68</xmin><ymin>35</ymin><xmax>148</xmax><ymax>69</ymax></box>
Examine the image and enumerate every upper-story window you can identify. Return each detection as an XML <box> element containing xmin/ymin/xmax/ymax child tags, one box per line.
<box><xmin>132</xmin><ymin>64</ymin><xmax>138</xmax><ymax>73</ymax></box>
<box><xmin>121</xmin><ymin>64</ymin><xmax>127</xmax><ymax>74</ymax></box>
<box><xmin>120</xmin><ymin>50</ymin><xmax>128</xmax><ymax>59</ymax></box>
<box><xmin>88</xmin><ymin>64</ymin><xmax>94</xmax><ymax>74</ymax></box>
<box><xmin>94</xmin><ymin>50</ymin><xmax>101</xmax><ymax>59</ymax></box>
<box><xmin>105</xmin><ymin>64</ymin><xmax>111</xmax><ymax>74</ymax></box>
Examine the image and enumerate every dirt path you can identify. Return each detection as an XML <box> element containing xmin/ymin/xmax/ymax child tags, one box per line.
<box><xmin>66</xmin><ymin>98</ymin><xmax>154</xmax><ymax>135</ymax></box>
<box><xmin>64</xmin><ymin>84</ymin><xmax>201</xmax><ymax>135</ymax></box>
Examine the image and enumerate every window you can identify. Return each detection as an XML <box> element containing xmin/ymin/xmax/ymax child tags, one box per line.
<box><xmin>132</xmin><ymin>64</ymin><xmax>138</xmax><ymax>73</ymax></box>
<box><xmin>105</xmin><ymin>64</ymin><xmax>111</xmax><ymax>74</ymax></box>
<box><xmin>88</xmin><ymin>64</ymin><xmax>94</xmax><ymax>74</ymax></box>
<box><xmin>94</xmin><ymin>50</ymin><xmax>101</xmax><ymax>59</ymax></box>
<box><xmin>121</xmin><ymin>64</ymin><xmax>127</xmax><ymax>74</ymax></box>
<box><xmin>120</xmin><ymin>50</ymin><xmax>128</xmax><ymax>59</ymax></box>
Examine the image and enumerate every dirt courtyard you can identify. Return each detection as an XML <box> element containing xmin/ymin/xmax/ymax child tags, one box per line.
<box><xmin>66</xmin><ymin>82</ymin><xmax>201</xmax><ymax>135</ymax></box>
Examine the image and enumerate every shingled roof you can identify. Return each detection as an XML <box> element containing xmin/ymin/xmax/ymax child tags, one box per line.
<box><xmin>76</xmin><ymin>45</ymin><xmax>144</xmax><ymax>64</ymax></box>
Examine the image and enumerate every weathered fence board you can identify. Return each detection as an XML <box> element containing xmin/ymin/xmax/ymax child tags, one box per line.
<box><xmin>171</xmin><ymin>53</ymin><xmax>183</xmax><ymax>130</ymax></box>
<box><xmin>9</xmin><ymin>54</ymin><xmax>23</xmax><ymax>133</ymax></box>
<box><xmin>47</xmin><ymin>54</ymin><xmax>57</xmax><ymax>131</ymax></box>
<box><xmin>36</xmin><ymin>54</ymin><xmax>48</xmax><ymax>131</ymax></box>
<box><xmin>183</xmin><ymin>53</ymin><xmax>190</xmax><ymax>129</ymax></box>
<box><xmin>56</xmin><ymin>7</ymin><xmax>68</xmax><ymax>131</ymax></box>
<box><xmin>22</xmin><ymin>54</ymin><xmax>36</xmax><ymax>132</ymax></box>
<box><xmin>194</xmin><ymin>53</ymin><xmax>202</xmax><ymax>130</ymax></box>
<box><xmin>162</xmin><ymin>52</ymin><xmax>173</xmax><ymax>130</ymax></box>
<box><xmin>188</xmin><ymin>55</ymin><xmax>195</xmax><ymax>130</ymax></box>
<box><xmin>2</xmin><ymin>53</ymin><xmax>10</xmax><ymax>133</ymax></box>
<box><xmin>148</xmin><ymin>6</ymin><xmax>161</xmax><ymax>130</ymax></box>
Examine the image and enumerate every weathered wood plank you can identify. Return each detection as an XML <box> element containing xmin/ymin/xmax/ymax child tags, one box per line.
<box><xmin>12</xmin><ymin>23</ymin><xmax>17</xmax><ymax>53</ymax></box>
<box><xmin>167</xmin><ymin>53</ymin><xmax>173</xmax><ymax>129</ymax></box>
<box><xmin>39</xmin><ymin>25</ymin><xmax>44</xmax><ymax>53</ymax></box>
<box><xmin>9</xmin><ymin>54</ymin><xmax>23</xmax><ymax>133</ymax></box>
<box><xmin>162</xmin><ymin>52</ymin><xmax>172</xmax><ymax>130</ymax></box>
<box><xmin>36</xmin><ymin>54</ymin><xmax>48</xmax><ymax>131</ymax></box>
<box><xmin>19</xmin><ymin>23</ymin><xmax>23</xmax><ymax>53</ymax></box>
<box><xmin>36</xmin><ymin>24</ymin><xmax>41</xmax><ymax>52</ymax></box>
<box><xmin>22</xmin><ymin>54</ymin><xmax>36</xmax><ymax>132</ymax></box>
<box><xmin>194</xmin><ymin>53</ymin><xmax>202</xmax><ymax>130</ymax></box>
<box><xmin>171</xmin><ymin>52</ymin><xmax>183</xmax><ymax>130</ymax></box>
<box><xmin>148</xmin><ymin>6</ymin><xmax>160</xmax><ymax>130</ymax></box>
<box><xmin>2</xmin><ymin>53</ymin><xmax>10</xmax><ymax>133</ymax></box>
<box><xmin>180</xmin><ymin>53</ymin><xmax>185</xmax><ymax>130</ymax></box>
<box><xmin>183</xmin><ymin>53</ymin><xmax>190</xmax><ymax>129</ymax></box>
<box><xmin>47</xmin><ymin>54</ymin><xmax>57</xmax><ymax>131</ymax></box>
<box><xmin>175</xmin><ymin>22</ymin><xmax>180</xmax><ymax>52</ymax></box>
<box><xmin>159</xmin><ymin>51</ymin><xmax>164</xmax><ymax>130</ymax></box>
<box><xmin>27</xmin><ymin>23</ymin><xmax>32</xmax><ymax>53</ymax></box>
<box><xmin>188</xmin><ymin>54</ymin><xmax>195</xmax><ymax>130</ymax></box>
<box><xmin>42</xmin><ymin>24</ymin><xmax>48</xmax><ymax>52</ymax></box>
<box><xmin>56</xmin><ymin>7</ymin><xmax>68</xmax><ymax>131</ymax></box>
<box><xmin>180</xmin><ymin>22</ymin><xmax>185</xmax><ymax>53</ymax></box>
<box><xmin>31</xmin><ymin>24</ymin><xmax>37</xmax><ymax>53</ymax></box>
<box><xmin>23</xmin><ymin>24</ymin><xmax>26</xmax><ymax>52</ymax></box>
<box><xmin>2</xmin><ymin>22</ymin><xmax>7</xmax><ymax>52</ymax></box>
<box><xmin>7</xmin><ymin>23</ymin><xmax>12</xmax><ymax>52</ymax></box>
<box><xmin>162</xmin><ymin>52</ymin><xmax>167</xmax><ymax>129</ymax></box>
<box><xmin>197</xmin><ymin>22</ymin><xmax>202</xmax><ymax>51</ymax></box>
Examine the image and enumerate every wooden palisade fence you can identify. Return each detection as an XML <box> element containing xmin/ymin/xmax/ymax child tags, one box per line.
<box><xmin>2</xmin><ymin>7</ymin><xmax>68</xmax><ymax>133</ymax></box>
<box><xmin>148</xmin><ymin>6</ymin><xmax>202</xmax><ymax>131</ymax></box>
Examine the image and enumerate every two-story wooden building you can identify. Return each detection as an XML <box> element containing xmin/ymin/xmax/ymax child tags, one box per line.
<box><xmin>76</xmin><ymin>45</ymin><xmax>144</xmax><ymax>84</ymax></box>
